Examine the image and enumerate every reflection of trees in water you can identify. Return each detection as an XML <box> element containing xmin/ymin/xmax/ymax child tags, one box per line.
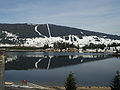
<box><xmin>5</xmin><ymin>53</ymin><xmax>112</xmax><ymax>70</ymax></box>
<box><xmin>5</xmin><ymin>55</ymin><xmax>17</xmax><ymax>63</ymax></box>
<box><xmin>112</xmin><ymin>53</ymin><xmax>120</xmax><ymax>59</ymax></box>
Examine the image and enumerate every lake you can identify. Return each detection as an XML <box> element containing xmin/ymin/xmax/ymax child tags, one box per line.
<box><xmin>5</xmin><ymin>52</ymin><xmax>120</xmax><ymax>86</ymax></box>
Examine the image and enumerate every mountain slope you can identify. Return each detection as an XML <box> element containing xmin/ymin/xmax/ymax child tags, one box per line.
<box><xmin>0</xmin><ymin>23</ymin><xmax>120</xmax><ymax>50</ymax></box>
<box><xmin>0</xmin><ymin>23</ymin><xmax>120</xmax><ymax>39</ymax></box>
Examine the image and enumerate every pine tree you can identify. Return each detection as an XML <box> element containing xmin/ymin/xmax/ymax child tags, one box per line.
<box><xmin>110</xmin><ymin>71</ymin><xmax>120</xmax><ymax>90</ymax></box>
<box><xmin>65</xmin><ymin>72</ymin><xmax>77</xmax><ymax>90</ymax></box>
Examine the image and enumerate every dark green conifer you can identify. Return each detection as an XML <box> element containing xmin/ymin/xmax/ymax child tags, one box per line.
<box><xmin>110</xmin><ymin>71</ymin><xmax>120</xmax><ymax>90</ymax></box>
<box><xmin>65</xmin><ymin>72</ymin><xmax>77</xmax><ymax>90</ymax></box>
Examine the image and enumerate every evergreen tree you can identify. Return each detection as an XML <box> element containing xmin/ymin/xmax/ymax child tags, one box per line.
<box><xmin>43</xmin><ymin>44</ymin><xmax>49</xmax><ymax>49</ymax></box>
<box><xmin>110</xmin><ymin>71</ymin><xmax>120</xmax><ymax>90</ymax></box>
<box><xmin>65</xmin><ymin>72</ymin><xmax>77</xmax><ymax>90</ymax></box>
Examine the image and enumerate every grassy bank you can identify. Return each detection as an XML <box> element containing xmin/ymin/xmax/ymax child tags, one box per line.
<box><xmin>5</xmin><ymin>81</ymin><xmax>111</xmax><ymax>90</ymax></box>
<box><xmin>5</xmin><ymin>86</ymin><xmax>111</xmax><ymax>90</ymax></box>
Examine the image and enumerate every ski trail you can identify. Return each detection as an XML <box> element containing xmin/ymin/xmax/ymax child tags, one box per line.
<box><xmin>35</xmin><ymin>56</ymin><xmax>47</xmax><ymax>69</ymax></box>
<box><xmin>81</xmin><ymin>31</ymin><xmax>86</xmax><ymax>36</ymax></box>
<box><xmin>47</xmin><ymin>57</ymin><xmax>51</xmax><ymax>70</ymax></box>
<box><xmin>47</xmin><ymin>24</ymin><xmax>52</xmax><ymax>37</ymax></box>
<box><xmin>35</xmin><ymin>58</ymin><xmax>42</xmax><ymax>69</ymax></box>
<box><xmin>81</xmin><ymin>32</ymin><xmax>84</xmax><ymax>35</ymax></box>
<box><xmin>35</xmin><ymin>25</ymin><xmax>47</xmax><ymax>38</ymax></box>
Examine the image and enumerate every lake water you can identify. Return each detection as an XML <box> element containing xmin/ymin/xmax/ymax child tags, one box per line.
<box><xmin>5</xmin><ymin>52</ymin><xmax>120</xmax><ymax>86</ymax></box>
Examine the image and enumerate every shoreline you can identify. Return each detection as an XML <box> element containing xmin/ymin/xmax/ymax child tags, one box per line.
<box><xmin>5</xmin><ymin>82</ymin><xmax>111</xmax><ymax>90</ymax></box>
<box><xmin>5</xmin><ymin>86</ymin><xmax>111</xmax><ymax>90</ymax></box>
<box><xmin>0</xmin><ymin>46</ymin><xmax>118</xmax><ymax>53</ymax></box>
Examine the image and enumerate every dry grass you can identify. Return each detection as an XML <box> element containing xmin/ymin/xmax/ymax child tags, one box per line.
<box><xmin>5</xmin><ymin>86</ymin><xmax>111</xmax><ymax>90</ymax></box>
<box><xmin>77</xmin><ymin>87</ymin><xmax>110</xmax><ymax>90</ymax></box>
<box><xmin>51</xmin><ymin>86</ymin><xmax>111</xmax><ymax>90</ymax></box>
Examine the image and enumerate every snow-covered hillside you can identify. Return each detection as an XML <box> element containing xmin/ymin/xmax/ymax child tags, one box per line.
<box><xmin>23</xmin><ymin>35</ymin><xmax>120</xmax><ymax>48</ymax></box>
<box><xmin>0</xmin><ymin>23</ymin><xmax>120</xmax><ymax>52</ymax></box>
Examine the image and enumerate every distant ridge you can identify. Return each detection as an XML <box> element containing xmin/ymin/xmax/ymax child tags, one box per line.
<box><xmin>0</xmin><ymin>23</ymin><xmax>119</xmax><ymax>39</ymax></box>
<box><xmin>0</xmin><ymin>23</ymin><xmax>120</xmax><ymax>50</ymax></box>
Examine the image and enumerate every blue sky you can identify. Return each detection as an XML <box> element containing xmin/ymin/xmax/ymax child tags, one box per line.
<box><xmin>0</xmin><ymin>0</ymin><xmax>120</xmax><ymax>35</ymax></box>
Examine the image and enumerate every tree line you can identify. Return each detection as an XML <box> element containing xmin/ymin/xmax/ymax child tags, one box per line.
<box><xmin>65</xmin><ymin>71</ymin><xmax>120</xmax><ymax>90</ymax></box>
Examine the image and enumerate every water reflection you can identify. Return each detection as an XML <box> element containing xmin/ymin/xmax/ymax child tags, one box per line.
<box><xmin>5</xmin><ymin>52</ymin><xmax>112</xmax><ymax>70</ymax></box>
<box><xmin>5</xmin><ymin>52</ymin><xmax>120</xmax><ymax>86</ymax></box>
<box><xmin>0</xmin><ymin>53</ymin><xmax>5</xmax><ymax>90</ymax></box>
